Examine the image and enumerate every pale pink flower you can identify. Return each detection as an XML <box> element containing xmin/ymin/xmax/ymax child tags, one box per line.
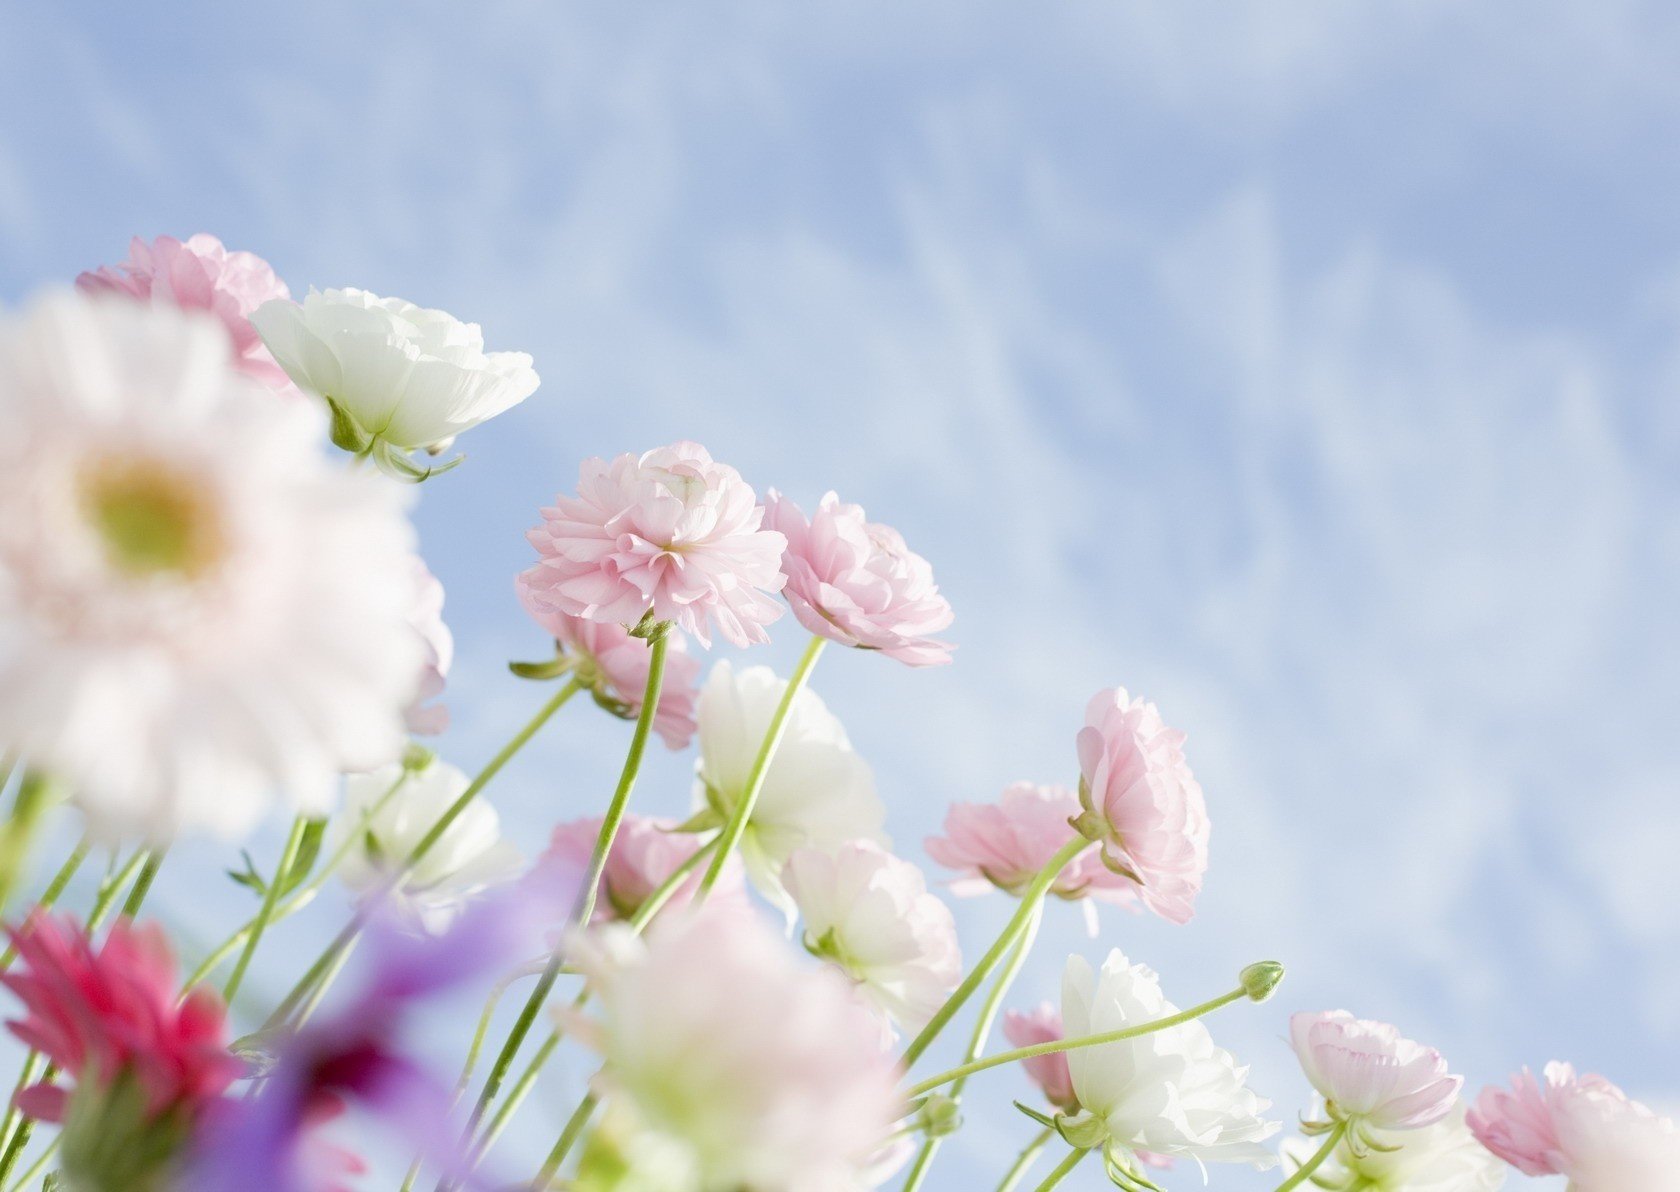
<box><xmin>1469</xmin><ymin>1062</ymin><xmax>1680</xmax><ymax>1187</ymax></box>
<box><xmin>783</xmin><ymin>842</ymin><xmax>961</xmax><ymax>1033</ymax></box>
<box><xmin>543</xmin><ymin>813</ymin><xmax>746</xmax><ymax>923</ymax></box>
<box><xmin>515</xmin><ymin>572</ymin><xmax>701</xmax><ymax>749</ymax></box>
<box><xmin>926</xmin><ymin>782</ymin><xmax>1140</xmax><ymax>907</ymax></box>
<box><xmin>1072</xmin><ymin>688</ymin><xmax>1210</xmax><ymax>925</ymax></box>
<box><xmin>522</xmin><ymin>441</ymin><xmax>786</xmax><ymax>648</ymax></box>
<box><xmin>761</xmin><ymin>490</ymin><xmax>953</xmax><ymax>666</ymax></box>
<box><xmin>1290</xmin><ymin>1011</ymin><xmax>1462</xmax><ymax>1132</ymax></box>
<box><xmin>405</xmin><ymin>558</ymin><xmax>454</xmax><ymax>735</ymax></box>
<box><xmin>77</xmin><ymin>234</ymin><xmax>293</xmax><ymax>391</ymax></box>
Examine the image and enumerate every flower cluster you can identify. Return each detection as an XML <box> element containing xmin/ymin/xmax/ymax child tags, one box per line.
<box><xmin>0</xmin><ymin>235</ymin><xmax>1654</xmax><ymax>1192</ymax></box>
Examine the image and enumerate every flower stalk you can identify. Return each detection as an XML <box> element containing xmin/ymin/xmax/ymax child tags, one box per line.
<box><xmin>1274</xmin><ymin>1119</ymin><xmax>1348</xmax><ymax>1190</ymax></box>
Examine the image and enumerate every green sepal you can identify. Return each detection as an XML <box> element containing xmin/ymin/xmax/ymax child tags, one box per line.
<box><xmin>667</xmin><ymin>806</ymin><xmax>723</xmax><ymax>835</ymax></box>
<box><xmin>323</xmin><ymin>395</ymin><xmax>372</xmax><ymax>454</ymax></box>
<box><xmin>1052</xmin><ymin>1110</ymin><xmax>1108</xmax><ymax>1150</ymax></box>
<box><xmin>509</xmin><ymin>653</ymin><xmax>574</xmax><ymax>681</ymax></box>
<box><xmin>371</xmin><ymin>437</ymin><xmax>463</xmax><ymax>483</ymax></box>
<box><xmin>1013</xmin><ymin>1101</ymin><xmax>1057</xmax><ymax>1130</ymax></box>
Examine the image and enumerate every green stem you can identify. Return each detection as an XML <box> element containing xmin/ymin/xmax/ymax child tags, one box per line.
<box><xmin>0</xmin><ymin>836</ymin><xmax>90</xmax><ymax>968</ymax></box>
<box><xmin>457</xmin><ymin>636</ymin><xmax>668</xmax><ymax>1191</ymax></box>
<box><xmin>1032</xmin><ymin>1146</ymin><xmax>1088</xmax><ymax>1192</ymax></box>
<box><xmin>0</xmin><ymin>1055</ymin><xmax>42</xmax><ymax>1186</ymax></box>
<box><xmin>695</xmin><ymin>634</ymin><xmax>825</xmax><ymax>898</ymax></box>
<box><xmin>3</xmin><ymin>1132</ymin><xmax>56</xmax><ymax>1191</ymax></box>
<box><xmin>905</xmin><ymin>984</ymin><xmax>1249</xmax><ymax>1100</ymax></box>
<box><xmin>901</xmin><ymin>837</ymin><xmax>1090</xmax><ymax>1068</ymax></box>
<box><xmin>118</xmin><ymin>848</ymin><xmax>167</xmax><ymax>918</ymax></box>
<box><xmin>1275</xmin><ymin>1121</ymin><xmax>1348</xmax><ymax>1191</ymax></box>
<box><xmin>292</xmin><ymin>934</ymin><xmax>358</xmax><ymax>1028</ymax></box>
<box><xmin>0</xmin><ymin>773</ymin><xmax>57</xmax><ymax>914</ymax></box>
<box><xmin>997</xmin><ymin>1128</ymin><xmax>1054</xmax><ymax>1192</ymax></box>
<box><xmin>222</xmin><ymin>816</ymin><xmax>309</xmax><ymax>1002</ymax></box>
<box><xmin>88</xmin><ymin>850</ymin><xmax>148</xmax><ymax>929</ymax></box>
<box><xmin>535</xmin><ymin>1092</ymin><xmax>598</xmax><ymax>1188</ymax></box>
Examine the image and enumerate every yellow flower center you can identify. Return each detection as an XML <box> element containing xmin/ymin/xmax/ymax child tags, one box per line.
<box><xmin>80</xmin><ymin>457</ymin><xmax>226</xmax><ymax>578</ymax></box>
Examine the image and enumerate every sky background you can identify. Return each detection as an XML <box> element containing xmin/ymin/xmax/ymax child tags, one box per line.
<box><xmin>3</xmin><ymin>2</ymin><xmax>1679</xmax><ymax>1188</ymax></box>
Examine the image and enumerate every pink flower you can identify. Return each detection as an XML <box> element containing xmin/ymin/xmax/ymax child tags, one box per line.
<box><xmin>926</xmin><ymin>782</ymin><xmax>1141</xmax><ymax>907</ymax></box>
<box><xmin>516</xmin><ymin>573</ymin><xmax>702</xmax><ymax>749</ymax></box>
<box><xmin>77</xmin><ymin>234</ymin><xmax>293</xmax><ymax>390</ymax></box>
<box><xmin>405</xmin><ymin>558</ymin><xmax>454</xmax><ymax>735</ymax></box>
<box><xmin>761</xmin><ymin>490</ymin><xmax>953</xmax><ymax>666</ymax></box>
<box><xmin>542</xmin><ymin>814</ymin><xmax>746</xmax><ymax>923</ymax></box>
<box><xmin>2</xmin><ymin>915</ymin><xmax>239</xmax><ymax>1126</ymax></box>
<box><xmin>1003</xmin><ymin>1003</ymin><xmax>1079</xmax><ymax>1111</ymax></box>
<box><xmin>1469</xmin><ymin>1062</ymin><xmax>1680</xmax><ymax>1186</ymax></box>
<box><xmin>522</xmin><ymin>441</ymin><xmax>786</xmax><ymax>648</ymax></box>
<box><xmin>1072</xmin><ymin>689</ymin><xmax>1210</xmax><ymax>925</ymax></box>
<box><xmin>1290</xmin><ymin>1011</ymin><xmax>1462</xmax><ymax>1132</ymax></box>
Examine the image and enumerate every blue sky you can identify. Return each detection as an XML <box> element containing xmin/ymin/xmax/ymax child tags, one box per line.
<box><xmin>3</xmin><ymin>2</ymin><xmax>1679</xmax><ymax>1188</ymax></box>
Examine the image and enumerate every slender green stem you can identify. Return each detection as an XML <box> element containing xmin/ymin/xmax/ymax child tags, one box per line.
<box><xmin>905</xmin><ymin>985</ymin><xmax>1249</xmax><ymax>1100</ymax></box>
<box><xmin>1275</xmin><ymin>1121</ymin><xmax>1347</xmax><ymax>1191</ymax></box>
<box><xmin>3</xmin><ymin>1132</ymin><xmax>56</xmax><ymax>1191</ymax></box>
<box><xmin>695</xmin><ymin>634</ymin><xmax>825</xmax><ymax>897</ymax></box>
<box><xmin>292</xmin><ymin>935</ymin><xmax>358</xmax><ymax>1028</ymax></box>
<box><xmin>0</xmin><ymin>1118</ymin><xmax>30</xmax><ymax>1189</ymax></box>
<box><xmin>269</xmin><ymin>681</ymin><xmax>581</xmax><ymax>1028</ymax></box>
<box><xmin>88</xmin><ymin>850</ymin><xmax>148</xmax><ymax>929</ymax></box>
<box><xmin>118</xmin><ymin>848</ymin><xmax>168</xmax><ymax>919</ymax></box>
<box><xmin>458</xmin><ymin>636</ymin><xmax>668</xmax><ymax>1192</ymax></box>
<box><xmin>223</xmin><ymin>816</ymin><xmax>309</xmax><ymax>1002</ymax></box>
<box><xmin>997</xmin><ymin>1127</ymin><xmax>1054</xmax><ymax>1192</ymax></box>
<box><xmin>262</xmin><ymin>920</ymin><xmax>356</xmax><ymax>1032</ymax></box>
<box><xmin>535</xmin><ymin>1092</ymin><xmax>598</xmax><ymax>1188</ymax></box>
<box><xmin>1032</xmin><ymin>1146</ymin><xmax>1088</xmax><ymax>1192</ymax></box>
<box><xmin>0</xmin><ymin>836</ymin><xmax>90</xmax><ymax>968</ymax></box>
<box><xmin>901</xmin><ymin>837</ymin><xmax>1090</xmax><ymax>1068</ymax></box>
<box><xmin>0</xmin><ymin>773</ymin><xmax>57</xmax><ymax>914</ymax></box>
<box><xmin>0</xmin><ymin>1055</ymin><xmax>43</xmax><ymax>1186</ymax></box>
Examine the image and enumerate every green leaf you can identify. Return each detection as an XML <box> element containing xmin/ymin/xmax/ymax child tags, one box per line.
<box><xmin>276</xmin><ymin>817</ymin><xmax>327</xmax><ymax>898</ymax></box>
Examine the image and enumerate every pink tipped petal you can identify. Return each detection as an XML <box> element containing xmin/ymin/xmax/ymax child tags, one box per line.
<box><xmin>1290</xmin><ymin>1011</ymin><xmax>1460</xmax><ymax>1133</ymax></box>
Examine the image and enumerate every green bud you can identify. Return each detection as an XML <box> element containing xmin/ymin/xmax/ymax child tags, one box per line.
<box><xmin>1240</xmin><ymin>960</ymin><xmax>1286</xmax><ymax>1003</ymax></box>
<box><xmin>402</xmin><ymin>743</ymin><xmax>438</xmax><ymax>772</ymax></box>
<box><xmin>915</xmin><ymin>1093</ymin><xmax>963</xmax><ymax>1138</ymax></box>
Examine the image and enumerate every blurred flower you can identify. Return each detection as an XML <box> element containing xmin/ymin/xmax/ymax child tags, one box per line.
<box><xmin>0</xmin><ymin>293</ymin><xmax>421</xmax><ymax>840</ymax></box>
<box><xmin>516</xmin><ymin>573</ymin><xmax>701</xmax><ymax>749</ymax></box>
<box><xmin>1281</xmin><ymin>1102</ymin><xmax>1504</xmax><ymax>1191</ymax></box>
<box><xmin>251</xmin><ymin>287</ymin><xmax>537</xmax><ymax>476</ymax></box>
<box><xmin>77</xmin><ymin>233</ymin><xmax>294</xmax><ymax>391</ymax></box>
<box><xmin>567</xmin><ymin>907</ymin><xmax>902</xmax><ymax>1192</ymax></box>
<box><xmin>783</xmin><ymin>841</ymin><xmax>960</xmax><ymax>1033</ymax></box>
<box><xmin>405</xmin><ymin>557</ymin><xmax>454</xmax><ymax>735</ymax></box>
<box><xmin>1071</xmin><ymin>688</ymin><xmax>1209</xmax><ymax>925</ymax></box>
<box><xmin>1290</xmin><ymin>1011</ymin><xmax>1461</xmax><ymax>1137</ymax></box>
<box><xmin>925</xmin><ymin>782</ymin><xmax>1139</xmax><ymax>912</ymax></box>
<box><xmin>693</xmin><ymin>662</ymin><xmax>886</xmax><ymax>919</ymax></box>
<box><xmin>542</xmin><ymin>813</ymin><xmax>745</xmax><ymax>924</ymax></box>
<box><xmin>1058</xmin><ymin>949</ymin><xmax>1278</xmax><ymax>1173</ymax></box>
<box><xmin>2</xmin><ymin>915</ymin><xmax>239</xmax><ymax>1190</ymax></box>
<box><xmin>1468</xmin><ymin>1062</ymin><xmax>1680</xmax><ymax>1189</ymax></box>
<box><xmin>330</xmin><ymin>760</ymin><xmax>523</xmax><ymax>932</ymax></box>
<box><xmin>761</xmin><ymin>490</ymin><xmax>953</xmax><ymax>666</ymax></box>
<box><xmin>1002</xmin><ymin>1003</ymin><xmax>1079</xmax><ymax>1113</ymax></box>
<box><xmin>522</xmin><ymin>441</ymin><xmax>786</xmax><ymax>648</ymax></box>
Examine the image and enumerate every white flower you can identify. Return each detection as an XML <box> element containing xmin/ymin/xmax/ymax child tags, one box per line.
<box><xmin>1061</xmin><ymin>949</ymin><xmax>1280</xmax><ymax>1174</ymax></box>
<box><xmin>0</xmin><ymin>292</ymin><xmax>422</xmax><ymax>840</ymax></box>
<box><xmin>330</xmin><ymin>760</ymin><xmax>522</xmax><ymax>931</ymax></box>
<box><xmin>251</xmin><ymin>287</ymin><xmax>537</xmax><ymax>476</ymax></box>
<box><xmin>1282</xmin><ymin>1103</ymin><xmax>1505</xmax><ymax>1191</ymax></box>
<box><xmin>568</xmin><ymin>908</ymin><xmax>903</xmax><ymax>1192</ymax></box>
<box><xmin>694</xmin><ymin>662</ymin><xmax>886</xmax><ymax>918</ymax></box>
<box><xmin>404</xmin><ymin>557</ymin><xmax>453</xmax><ymax>735</ymax></box>
<box><xmin>783</xmin><ymin>841</ymin><xmax>961</xmax><ymax>1033</ymax></box>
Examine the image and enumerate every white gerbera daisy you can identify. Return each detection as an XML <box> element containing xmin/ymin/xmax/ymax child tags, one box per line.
<box><xmin>0</xmin><ymin>292</ymin><xmax>423</xmax><ymax>840</ymax></box>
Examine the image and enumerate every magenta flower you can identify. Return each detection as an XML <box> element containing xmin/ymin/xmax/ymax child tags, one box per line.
<box><xmin>1468</xmin><ymin>1062</ymin><xmax>1680</xmax><ymax>1184</ymax></box>
<box><xmin>521</xmin><ymin>441</ymin><xmax>787</xmax><ymax>648</ymax></box>
<box><xmin>761</xmin><ymin>490</ymin><xmax>953</xmax><ymax>666</ymax></box>
<box><xmin>542</xmin><ymin>813</ymin><xmax>746</xmax><ymax>923</ymax></box>
<box><xmin>516</xmin><ymin>573</ymin><xmax>702</xmax><ymax>748</ymax></box>
<box><xmin>926</xmin><ymin>782</ymin><xmax>1142</xmax><ymax>907</ymax></box>
<box><xmin>77</xmin><ymin>234</ymin><xmax>294</xmax><ymax>390</ymax></box>
<box><xmin>1072</xmin><ymin>688</ymin><xmax>1210</xmax><ymax>925</ymax></box>
<box><xmin>1290</xmin><ymin>1011</ymin><xmax>1462</xmax><ymax>1133</ymax></box>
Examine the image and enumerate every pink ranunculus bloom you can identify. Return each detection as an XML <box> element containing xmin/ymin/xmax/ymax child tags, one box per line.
<box><xmin>543</xmin><ymin>813</ymin><xmax>746</xmax><ymax>924</ymax></box>
<box><xmin>516</xmin><ymin>573</ymin><xmax>703</xmax><ymax>750</ymax></box>
<box><xmin>1290</xmin><ymin>1011</ymin><xmax>1462</xmax><ymax>1132</ymax></box>
<box><xmin>1</xmin><ymin>915</ymin><xmax>239</xmax><ymax>1126</ymax></box>
<box><xmin>77</xmin><ymin>234</ymin><xmax>294</xmax><ymax>391</ymax></box>
<box><xmin>405</xmin><ymin>557</ymin><xmax>454</xmax><ymax>736</ymax></box>
<box><xmin>761</xmin><ymin>490</ymin><xmax>953</xmax><ymax>666</ymax></box>
<box><xmin>1072</xmin><ymin>688</ymin><xmax>1210</xmax><ymax>925</ymax></box>
<box><xmin>521</xmin><ymin>441</ymin><xmax>787</xmax><ymax>649</ymax></box>
<box><xmin>1468</xmin><ymin>1061</ymin><xmax>1680</xmax><ymax>1186</ymax></box>
<box><xmin>925</xmin><ymin>782</ymin><xmax>1141</xmax><ymax>907</ymax></box>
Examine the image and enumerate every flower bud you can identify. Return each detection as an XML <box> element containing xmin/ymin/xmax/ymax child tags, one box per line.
<box><xmin>1240</xmin><ymin>960</ymin><xmax>1286</xmax><ymax>1003</ymax></box>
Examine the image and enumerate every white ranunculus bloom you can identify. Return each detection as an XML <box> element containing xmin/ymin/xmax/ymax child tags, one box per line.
<box><xmin>1061</xmin><ymin>950</ymin><xmax>1280</xmax><ymax>1176</ymax></box>
<box><xmin>693</xmin><ymin>662</ymin><xmax>886</xmax><ymax>918</ymax></box>
<box><xmin>251</xmin><ymin>287</ymin><xmax>537</xmax><ymax>477</ymax></box>
<box><xmin>1282</xmin><ymin>1102</ymin><xmax>1505</xmax><ymax>1191</ymax></box>
<box><xmin>330</xmin><ymin>760</ymin><xmax>522</xmax><ymax>931</ymax></box>
<box><xmin>783</xmin><ymin>841</ymin><xmax>960</xmax><ymax>1034</ymax></box>
<box><xmin>0</xmin><ymin>292</ymin><xmax>422</xmax><ymax>840</ymax></box>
